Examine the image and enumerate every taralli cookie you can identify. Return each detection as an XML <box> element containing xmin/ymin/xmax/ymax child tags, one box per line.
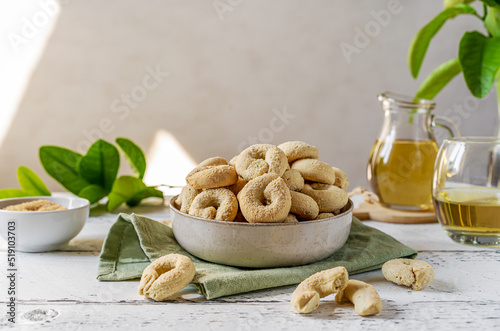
<box><xmin>198</xmin><ymin>156</ymin><xmax>228</xmax><ymax>167</ymax></box>
<box><xmin>229</xmin><ymin>155</ymin><xmax>238</xmax><ymax>167</ymax></box>
<box><xmin>290</xmin><ymin>191</ymin><xmax>319</xmax><ymax>220</ymax></box>
<box><xmin>237</xmin><ymin>174</ymin><xmax>291</xmax><ymax>223</ymax></box>
<box><xmin>382</xmin><ymin>259</ymin><xmax>434</xmax><ymax>291</ymax></box>
<box><xmin>189</xmin><ymin>188</ymin><xmax>238</xmax><ymax>222</ymax></box>
<box><xmin>315</xmin><ymin>213</ymin><xmax>335</xmax><ymax>220</ymax></box>
<box><xmin>282</xmin><ymin>214</ymin><xmax>299</xmax><ymax>223</ymax></box>
<box><xmin>301</xmin><ymin>183</ymin><xmax>348</xmax><ymax>213</ymax></box>
<box><xmin>335</xmin><ymin>280</ymin><xmax>382</xmax><ymax>316</ymax></box>
<box><xmin>233</xmin><ymin>210</ymin><xmax>248</xmax><ymax>223</ymax></box>
<box><xmin>186</xmin><ymin>165</ymin><xmax>237</xmax><ymax>190</ymax></box>
<box><xmin>278</xmin><ymin>141</ymin><xmax>319</xmax><ymax>163</ymax></box>
<box><xmin>332</xmin><ymin>167</ymin><xmax>349</xmax><ymax>190</ymax></box>
<box><xmin>178</xmin><ymin>184</ymin><xmax>201</xmax><ymax>214</ymax></box>
<box><xmin>282</xmin><ymin>169</ymin><xmax>304</xmax><ymax>191</ymax></box>
<box><xmin>291</xmin><ymin>266</ymin><xmax>349</xmax><ymax>314</ymax></box>
<box><xmin>235</xmin><ymin>144</ymin><xmax>288</xmax><ymax>181</ymax></box>
<box><xmin>138</xmin><ymin>254</ymin><xmax>196</xmax><ymax>301</ymax></box>
<box><xmin>225</xmin><ymin>177</ymin><xmax>247</xmax><ymax>196</ymax></box>
<box><xmin>291</xmin><ymin>159</ymin><xmax>335</xmax><ymax>185</ymax></box>
<box><xmin>173</xmin><ymin>196</ymin><xmax>181</xmax><ymax>209</ymax></box>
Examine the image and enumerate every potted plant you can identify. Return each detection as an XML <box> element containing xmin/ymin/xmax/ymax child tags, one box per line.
<box><xmin>408</xmin><ymin>0</ymin><xmax>500</xmax><ymax>123</ymax></box>
<box><xmin>408</xmin><ymin>0</ymin><xmax>500</xmax><ymax>183</ymax></box>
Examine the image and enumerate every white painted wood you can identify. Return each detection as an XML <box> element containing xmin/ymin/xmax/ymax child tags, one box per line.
<box><xmin>1</xmin><ymin>198</ymin><xmax>499</xmax><ymax>330</ymax></box>
<box><xmin>2</xmin><ymin>300</ymin><xmax>500</xmax><ymax>330</ymax></box>
<box><xmin>0</xmin><ymin>251</ymin><xmax>497</xmax><ymax>304</ymax></box>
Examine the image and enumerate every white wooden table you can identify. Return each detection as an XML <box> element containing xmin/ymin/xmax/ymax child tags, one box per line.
<box><xmin>1</xmin><ymin>199</ymin><xmax>499</xmax><ymax>330</ymax></box>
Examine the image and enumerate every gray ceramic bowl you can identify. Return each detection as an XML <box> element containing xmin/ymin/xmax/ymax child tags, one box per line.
<box><xmin>170</xmin><ymin>197</ymin><xmax>353</xmax><ymax>268</ymax></box>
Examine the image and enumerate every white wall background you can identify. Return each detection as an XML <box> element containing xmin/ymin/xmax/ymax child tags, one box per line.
<box><xmin>0</xmin><ymin>0</ymin><xmax>497</xmax><ymax>191</ymax></box>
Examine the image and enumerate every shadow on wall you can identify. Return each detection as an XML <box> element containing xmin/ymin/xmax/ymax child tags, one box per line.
<box><xmin>1</xmin><ymin>0</ymin><xmax>493</xmax><ymax>191</ymax></box>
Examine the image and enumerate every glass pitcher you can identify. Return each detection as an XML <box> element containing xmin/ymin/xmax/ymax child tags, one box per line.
<box><xmin>367</xmin><ymin>92</ymin><xmax>458</xmax><ymax>211</ymax></box>
<box><xmin>433</xmin><ymin>137</ymin><xmax>500</xmax><ymax>245</ymax></box>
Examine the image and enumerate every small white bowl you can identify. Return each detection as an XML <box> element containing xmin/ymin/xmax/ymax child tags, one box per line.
<box><xmin>170</xmin><ymin>198</ymin><xmax>353</xmax><ymax>268</ymax></box>
<box><xmin>0</xmin><ymin>196</ymin><xmax>89</xmax><ymax>252</ymax></box>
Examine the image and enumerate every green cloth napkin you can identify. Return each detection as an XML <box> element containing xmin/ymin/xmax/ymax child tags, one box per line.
<box><xmin>97</xmin><ymin>213</ymin><xmax>417</xmax><ymax>299</ymax></box>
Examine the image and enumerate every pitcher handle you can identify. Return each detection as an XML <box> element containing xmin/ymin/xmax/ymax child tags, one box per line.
<box><xmin>431</xmin><ymin>116</ymin><xmax>460</xmax><ymax>140</ymax></box>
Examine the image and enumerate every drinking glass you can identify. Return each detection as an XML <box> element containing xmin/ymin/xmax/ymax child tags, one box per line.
<box><xmin>433</xmin><ymin>137</ymin><xmax>500</xmax><ymax>246</ymax></box>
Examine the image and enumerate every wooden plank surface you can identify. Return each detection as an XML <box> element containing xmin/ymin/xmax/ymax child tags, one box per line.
<box><xmin>0</xmin><ymin>200</ymin><xmax>499</xmax><ymax>330</ymax></box>
<box><xmin>0</xmin><ymin>250</ymin><xmax>498</xmax><ymax>303</ymax></box>
<box><xmin>2</xmin><ymin>300</ymin><xmax>500</xmax><ymax>330</ymax></box>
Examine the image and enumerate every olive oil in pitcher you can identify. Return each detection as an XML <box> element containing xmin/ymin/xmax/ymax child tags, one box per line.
<box><xmin>368</xmin><ymin>139</ymin><xmax>438</xmax><ymax>210</ymax></box>
<box><xmin>367</xmin><ymin>92</ymin><xmax>457</xmax><ymax>211</ymax></box>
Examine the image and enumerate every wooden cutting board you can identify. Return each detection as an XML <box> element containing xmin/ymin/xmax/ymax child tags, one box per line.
<box><xmin>353</xmin><ymin>200</ymin><xmax>437</xmax><ymax>224</ymax></box>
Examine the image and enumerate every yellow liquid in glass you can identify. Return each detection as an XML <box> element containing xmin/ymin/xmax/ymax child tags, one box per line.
<box><xmin>435</xmin><ymin>187</ymin><xmax>500</xmax><ymax>235</ymax></box>
<box><xmin>367</xmin><ymin>139</ymin><xmax>438</xmax><ymax>210</ymax></box>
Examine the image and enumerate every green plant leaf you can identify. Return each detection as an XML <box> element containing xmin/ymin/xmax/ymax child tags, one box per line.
<box><xmin>79</xmin><ymin>140</ymin><xmax>120</xmax><ymax>193</ymax></box>
<box><xmin>485</xmin><ymin>6</ymin><xmax>500</xmax><ymax>37</ymax></box>
<box><xmin>116</xmin><ymin>138</ymin><xmax>147</xmax><ymax>179</ymax></box>
<box><xmin>125</xmin><ymin>186</ymin><xmax>164</xmax><ymax>207</ymax></box>
<box><xmin>408</xmin><ymin>4</ymin><xmax>477</xmax><ymax>78</ymax></box>
<box><xmin>106</xmin><ymin>176</ymin><xmax>146</xmax><ymax>212</ymax></box>
<box><xmin>416</xmin><ymin>58</ymin><xmax>463</xmax><ymax>100</ymax></box>
<box><xmin>444</xmin><ymin>0</ymin><xmax>476</xmax><ymax>10</ymax></box>
<box><xmin>17</xmin><ymin>166</ymin><xmax>51</xmax><ymax>196</ymax></box>
<box><xmin>481</xmin><ymin>0</ymin><xmax>500</xmax><ymax>7</ymax></box>
<box><xmin>459</xmin><ymin>31</ymin><xmax>500</xmax><ymax>97</ymax></box>
<box><xmin>144</xmin><ymin>186</ymin><xmax>164</xmax><ymax>199</ymax></box>
<box><xmin>78</xmin><ymin>184</ymin><xmax>107</xmax><ymax>204</ymax></box>
<box><xmin>0</xmin><ymin>189</ymin><xmax>28</xmax><ymax>199</ymax></box>
<box><xmin>39</xmin><ymin>146</ymin><xmax>89</xmax><ymax>195</ymax></box>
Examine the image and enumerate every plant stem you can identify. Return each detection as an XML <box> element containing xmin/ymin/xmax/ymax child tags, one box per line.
<box><xmin>497</xmin><ymin>79</ymin><xmax>500</xmax><ymax>137</ymax></box>
<box><xmin>157</xmin><ymin>184</ymin><xmax>184</xmax><ymax>189</ymax></box>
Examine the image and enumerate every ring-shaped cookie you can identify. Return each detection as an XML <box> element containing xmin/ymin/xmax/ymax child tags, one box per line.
<box><xmin>290</xmin><ymin>190</ymin><xmax>319</xmax><ymax>220</ymax></box>
<box><xmin>189</xmin><ymin>188</ymin><xmax>238</xmax><ymax>222</ymax></box>
<box><xmin>198</xmin><ymin>156</ymin><xmax>228</xmax><ymax>167</ymax></box>
<box><xmin>235</xmin><ymin>144</ymin><xmax>288</xmax><ymax>181</ymax></box>
<box><xmin>186</xmin><ymin>165</ymin><xmax>237</xmax><ymax>189</ymax></box>
<box><xmin>315</xmin><ymin>212</ymin><xmax>335</xmax><ymax>220</ymax></box>
<box><xmin>332</xmin><ymin>167</ymin><xmax>349</xmax><ymax>190</ymax></box>
<box><xmin>225</xmin><ymin>177</ymin><xmax>247</xmax><ymax>196</ymax></box>
<box><xmin>229</xmin><ymin>155</ymin><xmax>238</xmax><ymax>167</ymax></box>
<box><xmin>233</xmin><ymin>210</ymin><xmax>248</xmax><ymax>223</ymax></box>
<box><xmin>282</xmin><ymin>169</ymin><xmax>304</xmax><ymax>191</ymax></box>
<box><xmin>282</xmin><ymin>214</ymin><xmax>298</xmax><ymax>223</ymax></box>
<box><xmin>138</xmin><ymin>254</ymin><xmax>196</xmax><ymax>301</ymax></box>
<box><xmin>291</xmin><ymin>266</ymin><xmax>349</xmax><ymax>314</ymax></box>
<box><xmin>291</xmin><ymin>159</ymin><xmax>336</xmax><ymax>185</ymax></box>
<box><xmin>237</xmin><ymin>174</ymin><xmax>291</xmax><ymax>223</ymax></box>
<box><xmin>177</xmin><ymin>184</ymin><xmax>201</xmax><ymax>213</ymax></box>
<box><xmin>278</xmin><ymin>141</ymin><xmax>319</xmax><ymax>163</ymax></box>
<box><xmin>382</xmin><ymin>259</ymin><xmax>434</xmax><ymax>291</ymax></box>
<box><xmin>301</xmin><ymin>183</ymin><xmax>348</xmax><ymax>212</ymax></box>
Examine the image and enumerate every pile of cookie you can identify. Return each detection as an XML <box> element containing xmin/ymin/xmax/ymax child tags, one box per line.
<box><xmin>174</xmin><ymin>141</ymin><xmax>350</xmax><ymax>223</ymax></box>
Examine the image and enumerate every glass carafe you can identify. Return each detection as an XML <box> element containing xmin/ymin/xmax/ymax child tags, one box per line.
<box><xmin>367</xmin><ymin>92</ymin><xmax>458</xmax><ymax>211</ymax></box>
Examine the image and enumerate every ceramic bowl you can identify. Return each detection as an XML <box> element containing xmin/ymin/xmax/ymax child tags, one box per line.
<box><xmin>170</xmin><ymin>197</ymin><xmax>353</xmax><ymax>268</ymax></box>
<box><xmin>0</xmin><ymin>196</ymin><xmax>89</xmax><ymax>252</ymax></box>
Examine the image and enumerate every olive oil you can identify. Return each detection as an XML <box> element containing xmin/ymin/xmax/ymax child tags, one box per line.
<box><xmin>435</xmin><ymin>187</ymin><xmax>500</xmax><ymax>235</ymax></box>
<box><xmin>367</xmin><ymin>139</ymin><xmax>438</xmax><ymax>210</ymax></box>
